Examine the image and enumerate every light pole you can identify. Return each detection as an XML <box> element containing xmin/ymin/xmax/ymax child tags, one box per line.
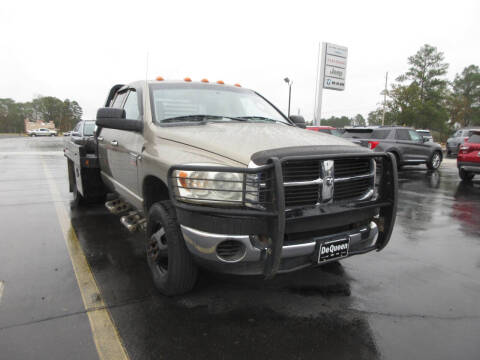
<box><xmin>284</xmin><ymin>77</ymin><xmax>293</xmax><ymax>118</ymax></box>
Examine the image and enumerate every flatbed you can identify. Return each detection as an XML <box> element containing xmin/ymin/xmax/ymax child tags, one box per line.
<box><xmin>64</xmin><ymin>136</ymin><xmax>105</xmax><ymax>204</ymax></box>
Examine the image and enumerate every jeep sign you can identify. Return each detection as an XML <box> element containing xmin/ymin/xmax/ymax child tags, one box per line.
<box><xmin>314</xmin><ymin>41</ymin><xmax>349</xmax><ymax>124</ymax></box>
<box><xmin>322</xmin><ymin>42</ymin><xmax>348</xmax><ymax>91</ymax></box>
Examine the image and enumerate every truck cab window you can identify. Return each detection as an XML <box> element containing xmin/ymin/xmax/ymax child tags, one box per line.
<box><xmin>123</xmin><ymin>91</ymin><xmax>140</xmax><ymax>120</ymax></box>
<box><xmin>111</xmin><ymin>91</ymin><xmax>128</xmax><ymax>109</ymax></box>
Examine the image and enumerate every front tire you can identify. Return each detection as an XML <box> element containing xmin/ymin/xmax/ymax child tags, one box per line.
<box><xmin>459</xmin><ymin>169</ymin><xmax>474</xmax><ymax>182</ymax></box>
<box><xmin>427</xmin><ymin>151</ymin><xmax>442</xmax><ymax>170</ymax></box>
<box><xmin>146</xmin><ymin>201</ymin><xmax>198</xmax><ymax>296</ymax></box>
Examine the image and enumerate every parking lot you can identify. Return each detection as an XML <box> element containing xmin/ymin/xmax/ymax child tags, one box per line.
<box><xmin>1</xmin><ymin>136</ymin><xmax>479</xmax><ymax>360</ymax></box>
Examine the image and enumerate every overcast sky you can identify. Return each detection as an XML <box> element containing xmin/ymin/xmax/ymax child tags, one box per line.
<box><xmin>1</xmin><ymin>0</ymin><xmax>479</xmax><ymax>121</ymax></box>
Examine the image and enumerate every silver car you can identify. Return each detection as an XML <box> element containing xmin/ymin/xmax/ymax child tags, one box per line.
<box><xmin>28</xmin><ymin>128</ymin><xmax>57</xmax><ymax>137</ymax></box>
<box><xmin>446</xmin><ymin>128</ymin><xmax>480</xmax><ymax>157</ymax></box>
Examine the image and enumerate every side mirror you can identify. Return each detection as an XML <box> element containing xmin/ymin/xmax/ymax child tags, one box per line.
<box><xmin>72</xmin><ymin>131</ymin><xmax>80</xmax><ymax>137</ymax></box>
<box><xmin>422</xmin><ymin>137</ymin><xmax>429</xmax><ymax>143</ymax></box>
<box><xmin>96</xmin><ymin>107</ymin><xmax>143</xmax><ymax>132</ymax></box>
<box><xmin>289</xmin><ymin>115</ymin><xmax>306</xmax><ymax>129</ymax></box>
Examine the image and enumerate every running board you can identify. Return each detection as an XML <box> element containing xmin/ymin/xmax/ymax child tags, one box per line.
<box><xmin>120</xmin><ymin>211</ymin><xmax>146</xmax><ymax>232</ymax></box>
<box><xmin>105</xmin><ymin>199</ymin><xmax>131</xmax><ymax>214</ymax></box>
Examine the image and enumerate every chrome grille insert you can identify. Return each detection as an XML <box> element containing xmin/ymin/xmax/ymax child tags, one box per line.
<box><xmin>283</xmin><ymin>158</ymin><xmax>375</xmax><ymax>207</ymax></box>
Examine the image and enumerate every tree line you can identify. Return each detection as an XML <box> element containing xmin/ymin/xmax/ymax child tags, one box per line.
<box><xmin>312</xmin><ymin>44</ymin><xmax>479</xmax><ymax>138</ymax></box>
<box><xmin>0</xmin><ymin>96</ymin><xmax>83</xmax><ymax>133</ymax></box>
<box><xmin>313</xmin><ymin>114</ymin><xmax>367</xmax><ymax>128</ymax></box>
<box><xmin>368</xmin><ymin>44</ymin><xmax>479</xmax><ymax>135</ymax></box>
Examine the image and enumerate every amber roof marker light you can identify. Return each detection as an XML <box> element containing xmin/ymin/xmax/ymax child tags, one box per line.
<box><xmin>156</xmin><ymin>76</ymin><xmax>164</xmax><ymax>81</ymax></box>
<box><xmin>234</xmin><ymin>83</ymin><xmax>241</xmax><ymax>87</ymax></box>
<box><xmin>216</xmin><ymin>80</ymin><xmax>224</xmax><ymax>84</ymax></box>
<box><xmin>201</xmin><ymin>78</ymin><xmax>209</xmax><ymax>83</ymax></box>
<box><xmin>184</xmin><ymin>77</ymin><xmax>192</xmax><ymax>82</ymax></box>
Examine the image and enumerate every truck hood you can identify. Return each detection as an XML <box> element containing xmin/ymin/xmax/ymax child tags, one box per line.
<box><xmin>158</xmin><ymin>122</ymin><xmax>360</xmax><ymax>165</ymax></box>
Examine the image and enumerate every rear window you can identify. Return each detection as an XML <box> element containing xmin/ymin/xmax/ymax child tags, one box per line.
<box><xmin>342</xmin><ymin>130</ymin><xmax>372</xmax><ymax>139</ymax></box>
<box><xmin>371</xmin><ymin>129</ymin><xmax>391</xmax><ymax>139</ymax></box>
<box><xmin>469</xmin><ymin>134</ymin><xmax>480</xmax><ymax>143</ymax></box>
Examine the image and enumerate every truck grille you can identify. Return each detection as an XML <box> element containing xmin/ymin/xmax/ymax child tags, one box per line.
<box><xmin>333</xmin><ymin>178</ymin><xmax>372</xmax><ymax>201</ymax></box>
<box><xmin>284</xmin><ymin>184</ymin><xmax>319</xmax><ymax>206</ymax></box>
<box><xmin>282</xmin><ymin>160</ymin><xmax>320</xmax><ymax>182</ymax></box>
<box><xmin>334</xmin><ymin>158</ymin><xmax>371</xmax><ymax>177</ymax></box>
<box><xmin>283</xmin><ymin>158</ymin><xmax>374</xmax><ymax>208</ymax></box>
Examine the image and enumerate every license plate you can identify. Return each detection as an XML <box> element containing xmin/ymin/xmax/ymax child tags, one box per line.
<box><xmin>318</xmin><ymin>238</ymin><xmax>350</xmax><ymax>263</ymax></box>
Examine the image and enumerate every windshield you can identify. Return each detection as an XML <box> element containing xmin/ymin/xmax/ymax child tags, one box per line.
<box><xmin>83</xmin><ymin>122</ymin><xmax>96</xmax><ymax>136</ymax></box>
<box><xmin>150</xmin><ymin>84</ymin><xmax>289</xmax><ymax>125</ymax></box>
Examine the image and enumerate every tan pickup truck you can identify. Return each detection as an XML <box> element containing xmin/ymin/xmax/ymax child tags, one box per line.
<box><xmin>65</xmin><ymin>79</ymin><xmax>398</xmax><ymax>295</ymax></box>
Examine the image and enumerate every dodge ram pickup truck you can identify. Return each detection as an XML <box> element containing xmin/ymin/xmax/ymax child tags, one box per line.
<box><xmin>65</xmin><ymin>78</ymin><xmax>398</xmax><ymax>295</ymax></box>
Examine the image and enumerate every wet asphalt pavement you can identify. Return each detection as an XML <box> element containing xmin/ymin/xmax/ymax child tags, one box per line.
<box><xmin>1</xmin><ymin>137</ymin><xmax>480</xmax><ymax>360</ymax></box>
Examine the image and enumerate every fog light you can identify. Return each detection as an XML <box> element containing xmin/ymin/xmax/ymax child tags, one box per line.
<box><xmin>216</xmin><ymin>240</ymin><xmax>246</xmax><ymax>262</ymax></box>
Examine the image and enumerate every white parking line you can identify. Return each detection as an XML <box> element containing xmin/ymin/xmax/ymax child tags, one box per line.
<box><xmin>41</xmin><ymin>160</ymin><xmax>129</xmax><ymax>360</ymax></box>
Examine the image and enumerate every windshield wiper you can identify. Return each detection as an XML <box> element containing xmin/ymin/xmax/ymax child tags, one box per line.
<box><xmin>160</xmin><ymin>114</ymin><xmax>287</xmax><ymax>124</ymax></box>
<box><xmin>161</xmin><ymin>115</ymin><xmax>252</xmax><ymax>124</ymax></box>
<box><xmin>161</xmin><ymin>115</ymin><xmax>223</xmax><ymax>123</ymax></box>
<box><xmin>234</xmin><ymin>116</ymin><xmax>292</xmax><ymax>125</ymax></box>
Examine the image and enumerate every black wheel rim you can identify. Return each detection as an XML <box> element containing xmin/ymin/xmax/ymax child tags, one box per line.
<box><xmin>147</xmin><ymin>225</ymin><xmax>168</xmax><ymax>274</ymax></box>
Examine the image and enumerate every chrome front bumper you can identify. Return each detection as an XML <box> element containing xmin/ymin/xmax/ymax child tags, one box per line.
<box><xmin>180</xmin><ymin>222</ymin><xmax>379</xmax><ymax>275</ymax></box>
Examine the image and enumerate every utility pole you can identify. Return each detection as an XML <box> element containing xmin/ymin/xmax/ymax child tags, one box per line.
<box><xmin>382</xmin><ymin>71</ymin><xmax>388</xmax><ymax>126</ymax></box>
<box><xmin>284</xmin><ymin>78</ymin><xmax>293</xmax><ymax>118</ymax></box>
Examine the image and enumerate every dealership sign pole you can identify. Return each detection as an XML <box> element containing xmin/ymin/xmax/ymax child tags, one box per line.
<box><xmin>314</xmin><ymin>42</ymin><xmax>348</xmax><ymax>126</ymax></box>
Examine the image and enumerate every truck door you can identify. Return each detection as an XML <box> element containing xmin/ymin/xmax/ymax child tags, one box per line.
<box><xmin>97</xmin><ymin>90</ymin><xmax>128</xmax><ymax>191</ymax></box>
<box><xmin>113</xmin><ymin>89</ymin><xmax>143</xmax><ymax>198</ymax></box>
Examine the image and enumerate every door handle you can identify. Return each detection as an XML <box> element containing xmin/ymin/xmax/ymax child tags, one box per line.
<box><xmin>111</xmin><ymin>140</ymin><xmax>118</xmax><ymax>146</ymax></box>
<box><xmin>97</xmin><ymin>136</ymin><xmax>104</xmax><ymax>141</ymax></box>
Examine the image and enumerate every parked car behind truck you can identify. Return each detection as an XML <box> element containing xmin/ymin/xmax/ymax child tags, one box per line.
<box><xmin>447</xmin><ymin>128</ymin><xmax>480</xmax><ymax>157</ymax></box>
<box><xmin>457</xmin><ymin>130</ymin><xmax>480</xmax><ymax>181</ymax></box>
<box><xmin>346</xmin><ymin>126</ymin><xmax>443</xmax><ymax>170</ymax></box>
<box><xmin>65</xmin><ymin>78</ymin><xmax>398</xmax><ymax>295</ymax></box>
<box><xmin>416</xmin><ymin>129</ymin><xmax>433</xmax><ymax>142</ymax></box>
<box><xmin>307</xmin><ymin>126</ymin><xmax>341</xmax><ymax>136</ymax></box>
<box><xmin>28</xmin><ymin>128</ymin><xmax>57</xmax><ymax>136</ymax></box>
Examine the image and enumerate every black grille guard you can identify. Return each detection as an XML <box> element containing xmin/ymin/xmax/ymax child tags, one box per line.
<box><xmin>167</xmin><ymin>152</ymin><xmax>398</xmax><ymax>279</ymax></box>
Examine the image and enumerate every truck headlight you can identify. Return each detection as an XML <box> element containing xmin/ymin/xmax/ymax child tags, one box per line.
<box><xmin>174</xmin><ymin>169</ymin><xmax>244</xmax><ymax>205</ymax></box>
